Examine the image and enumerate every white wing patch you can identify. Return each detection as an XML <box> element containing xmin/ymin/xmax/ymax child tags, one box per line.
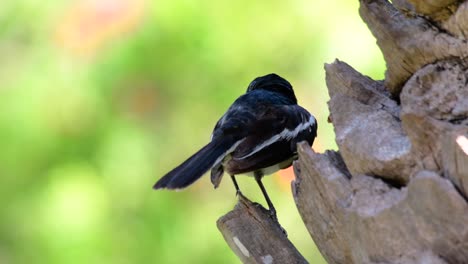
<box><xmin>213</xmin><ymin>139</ymin><xmax>245</xmax><ymax>166</ymax></box>
<box><xmin>236</xmin><ymin>115</ymin><xmax>316</xmax><ymax>160</ymax></box>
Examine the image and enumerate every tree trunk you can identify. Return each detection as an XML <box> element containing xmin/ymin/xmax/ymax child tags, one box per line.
<box><xmin>218</xmin><ymin>0</ymin><xmax>468</xmax><ymax>263</ymax></box>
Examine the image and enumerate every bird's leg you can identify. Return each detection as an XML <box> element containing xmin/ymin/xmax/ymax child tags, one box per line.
<box><xmin>254</xmin><ymin>171</ymin><xmax>277</xmax><ymax>220</ymax></box>
<box><xmin>230</xmin><ymin>175</ymin><xmax>241</xmax><ymax>196</ymax></box>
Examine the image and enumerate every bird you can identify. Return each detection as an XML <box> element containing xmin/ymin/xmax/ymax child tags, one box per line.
<box><xmin>153</xmin><ymin>73</ymin><xmax>317</xmax><ymax>219</ymax></box>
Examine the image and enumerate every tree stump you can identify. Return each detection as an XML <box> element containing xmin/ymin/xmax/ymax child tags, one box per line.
<box><xmin>218</xmin><ymin>0</ymin><xmax>468</xmax><ymax>263</ymax></box>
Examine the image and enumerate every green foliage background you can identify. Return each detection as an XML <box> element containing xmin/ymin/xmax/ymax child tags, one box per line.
<box><xmin>0</xmin><ymin>1</ymin><xmax>384</xmax><ymax>263</ymax></box>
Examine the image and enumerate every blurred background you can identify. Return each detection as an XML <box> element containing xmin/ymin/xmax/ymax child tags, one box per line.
<box><xmin>0</xmin><ymin>0</ymin><xmax>385</xmax><ymax>263</ymax></box>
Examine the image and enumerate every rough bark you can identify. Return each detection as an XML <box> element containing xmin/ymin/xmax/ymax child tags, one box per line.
<box><xmin>219</xmin><ymin>0</ymin><xmax>468</xmax><ymax>263</ymax></box>
<box><xmin>293</xmin><ymin>0</ymin><xmax>468</xmax><ymax>263</ymax></box>
<box><xmin>359</xmin><ymin>0</ymin><xmax>468</xmax><ymax>96</ymax></box>
<box><xmin>217</xmin><ymin>194</ymin><xmax>308</xmax><ymax>264</ymax></box>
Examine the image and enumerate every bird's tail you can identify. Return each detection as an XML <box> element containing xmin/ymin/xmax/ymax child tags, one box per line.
<box><xmin>153</xmin><ymin>138</ymin><xmax>235</xmax><ymax>190</ymax></box>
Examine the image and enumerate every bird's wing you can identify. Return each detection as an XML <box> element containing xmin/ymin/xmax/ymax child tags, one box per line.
<box><xmin>211</xmin><ymin>97</ymin><xmax>259</xmax><ymax>141</ymax></box>
<box><xmin>230</xmin><ymin>104</ymin><xmax>316</xmax><ymax>160</ymax></box>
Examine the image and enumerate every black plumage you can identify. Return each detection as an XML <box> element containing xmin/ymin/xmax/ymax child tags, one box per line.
<box><xmin>154</xmin><ymin>73</ymin><xmax>317</xmax><ymax>218</ymax></box>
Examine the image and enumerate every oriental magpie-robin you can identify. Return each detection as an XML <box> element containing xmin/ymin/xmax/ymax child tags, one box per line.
<box><xmin>154</xmin><ymin>73</ymin><xmax>317</xmax><ymax>218</ymax></box>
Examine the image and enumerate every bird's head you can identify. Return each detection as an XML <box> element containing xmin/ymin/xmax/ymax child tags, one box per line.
<box><xmin>247</xmin><ymin>73</ymin><xmax>297</xmax><ymax>103</ymax></box>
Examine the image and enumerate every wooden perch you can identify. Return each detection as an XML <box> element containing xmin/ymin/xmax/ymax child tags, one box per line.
<box><xmin>293</xmin><ymin>1</ymin><xmax>468</xmax><ymax>260</ymax></box>
<box><xmin>400</xmin><ymin>58</ymin><xmax>468</xmax><ymax>171</ymax></box>
<box><xmin>392</xmin><ymin>0</ymin><xmax>461</xmax><ymax>21</ymax></box>
<box><xmin>325</xmin><ymin>60</ymin><xmax>415</xmax><ymax>184</ymax></box>
<box><xmin>442</xmin><ymin>131</ymin><xmax>468</xmax><ymax>197</ymax></box>
<box><xmin>359</xmin><ymin>0</ymin><xmax>468</xmax><ymax>95</ymax></box>
<box><xmin>293</xmin><ymin>142</ymin><xmax>468</xmax><ymax>264</ymax></box>
<box><xmin>217</xmin><ymin>194</ymin><xmax>307</xmax><ymax>264</ymax></box>
<box><xmin>442</xmin><ymin>1</ymin><xmax>468</xmax><ymax>38</ymax></box>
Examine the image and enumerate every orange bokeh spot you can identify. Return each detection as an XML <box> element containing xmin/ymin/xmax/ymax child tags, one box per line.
<box><xmin>55</xmin><ymin>0</ymin><xmax>145</xmax><ymax>55</ymax></box>
<box><xmin>275</xmin><ymin>140</ymin><xmax>325</xmax><ymax>192</ymax></box>
<box><xmin>276</xmin><ymin>166</ymin><xmax>295</xmax><ymax>192</ymax></box>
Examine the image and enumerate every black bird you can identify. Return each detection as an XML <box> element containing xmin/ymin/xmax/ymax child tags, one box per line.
<box><xmin>154</xmin><ymin>74</ymin><xmax>317</xmax><ymax>218</ymax></box>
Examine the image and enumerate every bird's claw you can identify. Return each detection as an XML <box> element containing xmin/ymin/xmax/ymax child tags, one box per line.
<box><xmin>269</xmin><ymin>209</ymin><xmax>279</xmax><ymax>222</ymax></box>
<box><xmin>268</xmin><ymin>209</ymin><xmax>287</xmax><ymax>236</ymax></box>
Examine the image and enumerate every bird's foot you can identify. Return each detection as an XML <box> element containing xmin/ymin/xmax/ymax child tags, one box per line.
<box><xmin>268</xmin><ymin>208</ymin><xmax>287</xmax><ymax>236</ymax></box>
<box><xmin>268</xmin><ymin>208</ymin><xmax>279</xmax><ymax>223</ymax></box>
